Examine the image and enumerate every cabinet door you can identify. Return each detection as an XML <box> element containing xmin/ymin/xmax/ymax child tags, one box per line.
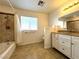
<box><xmin>59</xmin><ymin>35</ymin><xmax>71</xmax><ymax>47</ymax></box>
<box><xmin>72</xmin><ymin>37</ymin><xmax>79</xmax><ymax>59</ymax></box>
<box><xmin>53</xmin><ymin>34</ymin><xmax>60</xmax><ymax>50</ymax></box>
<box><xmin>52</xmin><ymin>33</ymin><xmax>55</xmax><ymax>47</ymax></box>
<box><xmin>63</xmin><ymin>45</ymin><xmax>71</xmax><ymax>58</ymax></box>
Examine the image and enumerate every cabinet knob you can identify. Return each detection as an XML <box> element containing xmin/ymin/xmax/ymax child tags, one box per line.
<box><xmin>71</xmin><ymin>43</ymin><xmax>74</xmax><ymax>45</ymax></box>
<box><xmin>62</xmin><ymin>48</ymin><xmax>64</xmax><ymax>50</ymax></box>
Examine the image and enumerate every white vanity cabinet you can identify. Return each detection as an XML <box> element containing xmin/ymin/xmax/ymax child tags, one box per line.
<box><xmin>58</xmin><ymin>34</ymin><xmax>71</xmax><ymax>58</ymax></box>
<box><xmin>52</xmin><ymin>33</ymin><xmax>79</xmax><ymax>59</ymax></box>
<box><xmin>72</xmin><ymin>36</ymin><xmax>79</xmax><ymax>59</ymax></box>
<box><xmin>52</xmin><ymin>33</ymin><xmax>72</xmax><ymax>58</ymax></box>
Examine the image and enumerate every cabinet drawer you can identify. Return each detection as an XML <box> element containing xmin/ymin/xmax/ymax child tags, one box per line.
<box><xmin>72</xmin><ymin>36</ymin><xmax>79</xmax><ymax>44</ymax></box>
<box><xmin>59</xmin><ymin>37</ymin><xmax>71</xmax><ymax>47</ymax></box>
<box><xmin>59</xmin><ymin>34</ymin><xmax>71</xmax><ymax>39</ymax></box>
<box><xmin>72</xmin><ymin>36</ymin><xmax>79</xmax><ymax>40</ymax></box>
<box><xmin>59</xmin><ymin>45</ymin><xmax>71</xmax><ymax>58</ymax></box>
<box><xmin>55</xmin><ymin>34</ymin><xmax>59</xmax><ymax>38</ymax></box>
<box><xmin>63</xmin><ymin>46</ymin><xmax>71</xmax><ymax>58</ymax></box>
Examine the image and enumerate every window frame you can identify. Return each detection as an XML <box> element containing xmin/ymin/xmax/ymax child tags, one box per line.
<box><xmin>20</xmin><ymin>16</ymin><xmax>38</xmax><ymax>32</ymax></box>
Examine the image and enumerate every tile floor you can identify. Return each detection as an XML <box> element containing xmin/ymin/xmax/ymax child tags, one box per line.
<box><xmin>10</xmin><ymin>42</ymin><xmax>69</xmax><ymax>59</ymax></box>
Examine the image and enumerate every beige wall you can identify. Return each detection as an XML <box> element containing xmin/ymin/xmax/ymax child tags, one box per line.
<box><xmin>48</xmin><ymin>0</ymin><xmax>79</xmax><ymax>28</ymax></box>
<box><xmin>15</xmin><ymin>9</ymin><xmax>48</xmax><ymax>45</ymax></box>
<box><xmin>0</xmin><ymin>5</ymin><xmax>48</xmax><ymax>45</ymax></box>
<box><xmin>0</xmin><ymin>5</ymin><xmax>14</xmax><ymax>14</ymax></box>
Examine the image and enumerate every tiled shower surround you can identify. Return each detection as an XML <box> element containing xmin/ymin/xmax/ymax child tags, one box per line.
<box><xmin>0</xmin><ymin>13</ymin><xmax>14</xmax><ymax>43</ymax></box>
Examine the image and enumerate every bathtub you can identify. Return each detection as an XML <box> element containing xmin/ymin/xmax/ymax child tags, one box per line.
<box><xmin>0</xmin><ymin>42</ymin><xmax>16</xmax><ymax>59</ymax></box>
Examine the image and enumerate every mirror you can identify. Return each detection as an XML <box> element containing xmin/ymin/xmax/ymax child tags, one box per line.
<box><xmin>59</xmin><ymin>11</ymin><xmax>79</xmax><ymax>21</ymax></box>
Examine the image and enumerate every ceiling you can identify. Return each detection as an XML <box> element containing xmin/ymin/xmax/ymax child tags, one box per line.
<box><xmin>0</xmin><ymin>0</ymin><xmax>71</xmax><ymax>13</ymax></box>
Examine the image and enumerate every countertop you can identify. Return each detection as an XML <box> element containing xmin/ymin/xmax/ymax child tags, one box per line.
<box><xmin>52</xmin><ymin>30</ymin><xmax>79</xmax><ymax>37</ymax></box>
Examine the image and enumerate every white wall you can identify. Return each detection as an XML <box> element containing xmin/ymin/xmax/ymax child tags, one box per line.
<box><xmin>49</xmin><ymin>10</ymin><xmax>59</xmax><ymax>26</ymax></box>
<box><xmin>15</xmin><ymin>9</ymin><xmax>48</xmax><ymax>45</ymax></box>
<box><xmin>48</xmin><ymin>10</ymin><xmax>64</xmax><ymax>29</ymax></box>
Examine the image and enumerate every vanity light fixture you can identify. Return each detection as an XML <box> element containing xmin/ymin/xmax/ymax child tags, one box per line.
<box><xmin>64</xmin><ymin>1</ymin><xmax>79</xmax><ymax>11</ymax></box>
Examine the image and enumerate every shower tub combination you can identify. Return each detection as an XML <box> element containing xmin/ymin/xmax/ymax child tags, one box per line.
<box><xmin>0</xmin><ymin>42</ymin><xmax>16</xmax><ymax>59</ymax></box>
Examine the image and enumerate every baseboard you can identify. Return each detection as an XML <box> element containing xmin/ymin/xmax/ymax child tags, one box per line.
<box><xmin>17</xmin><ymin>40</ymin><xmax>43</xmax><ymax>46</ymax></box>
